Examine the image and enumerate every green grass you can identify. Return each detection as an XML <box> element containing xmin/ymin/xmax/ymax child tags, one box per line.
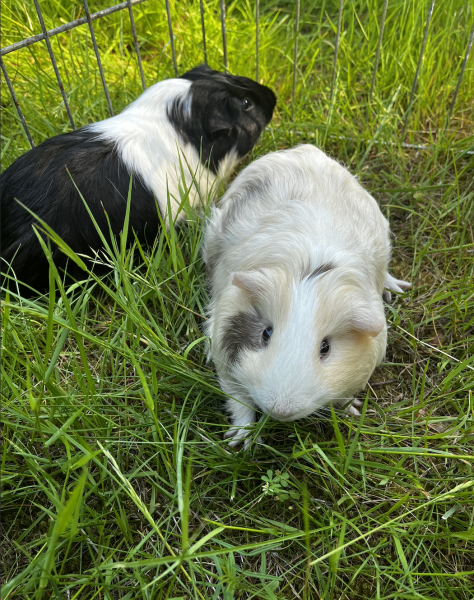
<box><xmin>1</xmin><ymin>1</ymin><xmax>474</xmax><ymax>599</ymax></box>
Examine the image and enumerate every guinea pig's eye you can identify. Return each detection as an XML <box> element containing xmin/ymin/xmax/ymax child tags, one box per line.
<box><xmin>320</xmin><ymin>338</ymin><xmax>330</xmax><ymax>359</ymax></box>
<box><xmin>241</xmin><ymin>98</ymin><xmax>253</xmax><ymax>111</ymax></box>
<box><xmin>262</xmin><ymin>326</ymin><xmax>273</xmax><ymax>346</ymax></box>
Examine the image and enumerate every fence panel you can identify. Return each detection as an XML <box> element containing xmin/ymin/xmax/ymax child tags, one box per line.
<box><xmin>1</xmin><ymin>0</ymin><xmax>472</xmax><ymax>157</ymax></box>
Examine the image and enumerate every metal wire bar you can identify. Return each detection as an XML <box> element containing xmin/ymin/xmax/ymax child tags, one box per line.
<box><xmin>291</xmin><ymin>0</ymin><xmax>300</xmax><ymax>117</ymax></box>
<box><xmin>165</xmin><ymin>0</ymin><xmax>177</xmax><ymax>76</ymax></box>
<box><xmin>403</xmin><ymin>0</ymin><xmax>435</xmax><ymax>133</ymax></box>
<box><xmin>82</xmin><ymin>0</ymin><xmax>114</xmax><ymax>116</ymax></box>
<box><xmin>256</xmin><ymin>0</ymin><xmax>259</xmax><ymax>81</ymax></box>
<box><xmin>0</xmin><ymin>57</ymin><xmax>35</xmax><ymax>148</ymax></box>
<box><xmin>268</xmin><ymin>126</ymin><xmax>474</xmax><ymax>155</ymax></box>
<box><xmin>33</xmin><ymin>0</ymin><xmax>76</xmax><ymax>129</ymax></box>
<box><xmin>1</xmin><ymin>0</ymin><xmax>148</xmax><ymax>57</ymax></box>
<box><xmin>220</xmin><ymin>0</ymin><xmax>228</xmax><ymax>72</ymax></box>
<box><xmin>199</xmin><ymin>0</ymin><xmax>207</xmax><ymax>65</ymax></box>
<box><xmin>369</xmin><ymin>0</ymin><xmax>388</xmax><ymax>103</ymax></box>
<box><xmin>127</xmin><ymin>0</ymin><xmax>146</xmax><ymax>90</ymax></box>
<box><xmin>444</xmin><ymin>18</ymin><xmax>474</xmax><ymax>132</ymax></box>
<box><xmin>330</xmin><ymin>0</ymin><xmax>344</xmax><ymax>103</ymax></box>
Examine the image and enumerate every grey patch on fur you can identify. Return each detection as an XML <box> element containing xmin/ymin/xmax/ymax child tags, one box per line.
<box><xmin>203</xmin><ymin>227</ymin><xmax>222</xmax><ymax>280</ymax></box>
<box><xmin>304</xmin><ymin>262</ymin><xmax>335</xmax><ymax>281</ymax></box>
<box><xmin>204</xmin><ymin>249</ymin><xmax>217</xmax><ymax>280</ymax></box>
<box><xmin>221</xmin><ymin>309</ymin><xmax>267</xmax><ymax>363</ymax></box>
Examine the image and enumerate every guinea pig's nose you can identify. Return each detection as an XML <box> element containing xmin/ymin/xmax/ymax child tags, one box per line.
<box><xmin>268</xmin><ymin>404</ymin><xmax>295</xmax><ymax>421</ymax></box>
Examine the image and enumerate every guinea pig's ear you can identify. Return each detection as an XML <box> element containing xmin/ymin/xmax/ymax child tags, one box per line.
<box><xmin>209</xmin><ymin>103</ymin><xmax>237</xmax><ymax>133</ymax></box>
<box><xmin>232</xmin><ymin>270</ymin><xmax>267</xmax><ymax>295</ymax></box>
<box><xmin>350</xmin><ymin>313</ymin><xmax>385</xmax><ymax>338</ymax></box>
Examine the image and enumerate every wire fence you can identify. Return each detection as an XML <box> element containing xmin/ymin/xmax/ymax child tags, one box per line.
<box><xmin>1</xmin><ymin>0</ymin><xmax>474</xmax><ymax>153</ymax></box>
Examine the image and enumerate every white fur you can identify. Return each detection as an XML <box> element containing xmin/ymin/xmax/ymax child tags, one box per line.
<box><xmin>87</xmin><ymin>79</ymin><xmax>240</xmax><ymax>224</ymax></box>
<box><xmin>203</xmin><ymin>145</ymin><xmax>411</xmax><ymax>447</ymax></box>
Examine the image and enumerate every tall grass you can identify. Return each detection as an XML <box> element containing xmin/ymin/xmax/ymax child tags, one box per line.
<box><xmin>1</xmin><ymin>0</ymin><xmax>474</xmax><ymax>598</ymax></box>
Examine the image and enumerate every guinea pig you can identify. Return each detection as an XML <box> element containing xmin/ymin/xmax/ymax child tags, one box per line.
<box><xmin>202</xmin><ymin>144</ymin><xmax>411</xmax><ymax>448</ymax></box>
<box><xmin>0</xmin><ymin>65</ymin><xmax>276</xmax><ymax>294</ymax></box>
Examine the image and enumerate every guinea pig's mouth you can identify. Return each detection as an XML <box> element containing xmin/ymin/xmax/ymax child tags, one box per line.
<box><xmin>271</xmin><ymin>414</ymin><xmax>298</xmax><ymax>422</ymax></box>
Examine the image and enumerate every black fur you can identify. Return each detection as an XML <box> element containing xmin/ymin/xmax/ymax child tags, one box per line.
<box><xmin>221</xmin><ymin>309</ymin><xmax>269</xmax><ymax>364</ymax></box>
<box><xmin>1</xmin><ymin>130</ymin><xmax>156</xmax><ymax>293</ymax></box>
<box><xmin>171</xmin><ymin>65</ymin><xmax>276</xmax><ymax>174</ymax></box>
<box><xmin>1</xmin><ymin>65</ymin><xmax>276</xmax><ymax>295</ymax></box>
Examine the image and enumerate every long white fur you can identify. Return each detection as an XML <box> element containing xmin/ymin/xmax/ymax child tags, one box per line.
<box><xmin>203</xmin><ymin>144</ymin><xmax>411</xmax><ymax>447</ymax></box>
<box><xmin>87</xmin><ymin>79</ymin><xmax>240</xmax><ymax>224</ymax></box>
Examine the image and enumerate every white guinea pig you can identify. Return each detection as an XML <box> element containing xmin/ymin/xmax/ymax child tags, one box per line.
<box><xmin>202</xmin><ymin>144</ymin><xmax>411</xmax><ymax>447</ymax></box>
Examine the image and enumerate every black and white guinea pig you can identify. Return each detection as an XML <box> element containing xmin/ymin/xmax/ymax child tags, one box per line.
<box><xmin>202</xmin><ymin>144</ymin><xmax>411</xmax><ymax>448</ymax></box>
<box><xmin>0</xmin><ymin>65</ymin><xmax>276</xmax><ymax>294</ymax></box>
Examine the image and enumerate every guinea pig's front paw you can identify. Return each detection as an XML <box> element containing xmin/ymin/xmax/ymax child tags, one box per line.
<box><xmin>345</xmin><ymin>398</ymin><xmax>363</xmax><ymax>417</ymax></box>
<box><xmin>224</xmin><ymin>398</ymin><xmax>257</xmax><ymax>448</ymax></box>
<box><xmin>225</xmin><ymin>425</ymin><xmax>261</xmax><ymax>449</ymax></box>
